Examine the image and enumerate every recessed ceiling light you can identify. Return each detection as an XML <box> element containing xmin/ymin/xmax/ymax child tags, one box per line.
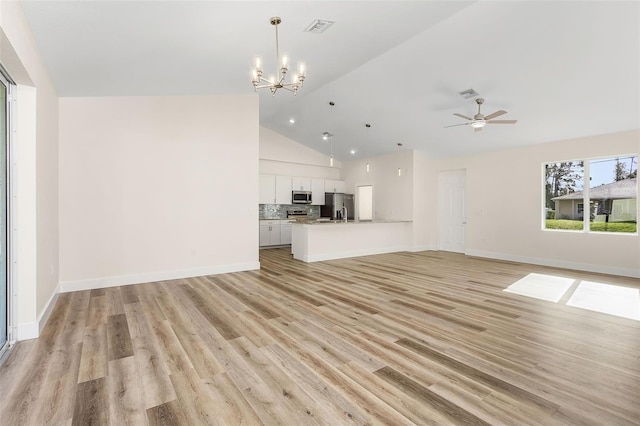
<box><xmin>350</xmin><ymin>149</ymin><xmax>356</xmax><ymax>155</ymax></box>
<box><xmin>289</xmin><ymin>118</ymin><xmax>295</xmax><ymax>124</ymax></box>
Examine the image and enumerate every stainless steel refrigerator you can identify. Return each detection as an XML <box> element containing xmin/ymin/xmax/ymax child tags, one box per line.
<box><xmin>321</xmin><ymin>193</ymin><xmax>354</xmax><ymax>220</ymax></box>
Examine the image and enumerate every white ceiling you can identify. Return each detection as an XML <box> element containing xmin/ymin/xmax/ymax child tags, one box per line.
<box><xmin>20</xmin><ymin>1</ymin><xmax>640</xmax><ymax>161</ymax></box>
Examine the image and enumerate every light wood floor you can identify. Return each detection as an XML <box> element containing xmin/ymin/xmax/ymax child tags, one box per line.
<box><xmin>1</xmin><ymin>249</ymin><xmax>639</xmax><ymax>425</ymax></box>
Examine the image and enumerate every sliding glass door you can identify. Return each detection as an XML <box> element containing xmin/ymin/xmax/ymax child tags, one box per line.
<box><xmin>0</xmin><ymin>69</ymin><xmax>11</xmax><ymax>357</ymax></box>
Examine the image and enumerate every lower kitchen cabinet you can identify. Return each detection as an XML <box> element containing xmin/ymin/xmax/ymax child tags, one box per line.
<box><xmin>259</xmin><ymin>220</ymin><xmax>283</xmax><ymax>247</ymax></box>
<box><xmin>260</xmin><ymin>220</ymin><xmax>293</xmax><ymax>246</ymax></box>
<box><xmin>280</xmin><ymin>222</ymin><xmax>292</xmax><ymax>245</ymax></box>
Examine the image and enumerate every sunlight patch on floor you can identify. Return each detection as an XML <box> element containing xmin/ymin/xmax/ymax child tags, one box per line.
<box><xmin>503</xmin><ymin>273</ymin><xmax>576</xmax><ymax>302</ymax></box>
<box><xmin>504</xmin><ymin>273</ymin><xmax>640</xmax><ymax>321</ymax></box>
<box><xmin>567</xmin><ymin>281</ymin><xmax>640</xmax><ymax>321</ymax></box>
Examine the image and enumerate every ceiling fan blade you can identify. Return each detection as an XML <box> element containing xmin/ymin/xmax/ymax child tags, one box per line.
<box><xmin>474</xmin><ymin>127</ymin><xmax>483</xmax><ymax>132</ymax></box>
<box><xmin>444</xmin><ymin>123</ymin><xmax>470</xmax><ymax>128</ymax></box>
<box><xmin>484</xmin><ymin>110</ymin><xmax>507</xmax><ymax>120</ymax></box>
<box><xmin>453</xmin><ymin>113</ymin><xmax>472</xmax><ymax>120</ymax></box>
<box><xmin>487</xmin><ymin>119</ymin><xmax>518</xmax><ymax>124</ymax></box>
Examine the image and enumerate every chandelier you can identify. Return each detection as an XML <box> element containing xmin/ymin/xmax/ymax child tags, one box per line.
<box><xmin>251</xmin><ymin>17</ymin><xmax>306</xmax><ymax>96</ymax></box>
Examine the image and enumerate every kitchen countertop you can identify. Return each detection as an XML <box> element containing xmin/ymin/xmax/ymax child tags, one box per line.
<box><xmin>294</xmin><ymin>219</ymin><xmax>412</xmax><ymax>225</ymax></box>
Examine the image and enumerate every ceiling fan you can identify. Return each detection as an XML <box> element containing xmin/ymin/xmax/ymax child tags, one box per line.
<box><xmin>445</xmin><ymin>98</ymin><xmax>517</xmax><ymax>131</ymax></box>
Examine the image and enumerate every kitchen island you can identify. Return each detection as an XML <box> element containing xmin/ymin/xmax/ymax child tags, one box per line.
<box><xmin>291</xmin><ymin>221</ymin><xmax>412</xmax><ymax>262</ymax></box>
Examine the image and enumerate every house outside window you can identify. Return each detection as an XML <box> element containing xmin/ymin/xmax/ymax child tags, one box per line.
<box><xmin>544</xmin><ymin>156</ymin><xmax>637</xmax><ymax>233</ymax></box>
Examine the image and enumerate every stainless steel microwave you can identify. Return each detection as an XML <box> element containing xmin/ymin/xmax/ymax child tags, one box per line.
<box><xmin>292</xmin><ymin>191</ymin><xmax>312</xmax><ymax>204</ymax></box>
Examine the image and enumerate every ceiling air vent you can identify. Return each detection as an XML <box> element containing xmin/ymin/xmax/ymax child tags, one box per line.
<box><xmin>459</xmin><ymin>88</ymin><xmax>479</xmax><ymax>99</ymax></box>
<box><xmin>305</xmin><ymin>19</ymin><xmax>335</xmax><ymax>33</ymax></box>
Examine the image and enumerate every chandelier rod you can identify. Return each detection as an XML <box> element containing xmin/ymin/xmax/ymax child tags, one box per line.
<box><xmin>274</xmin><ymin>19</ymin><xmax>281</xmax><ymax>84</ymax></box>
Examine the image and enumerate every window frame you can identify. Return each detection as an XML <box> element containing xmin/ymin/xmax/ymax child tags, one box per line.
<box><xmin>542</xmin><ymin>154</ymin><xmax>638</xmax><ymax>235</ymax></box>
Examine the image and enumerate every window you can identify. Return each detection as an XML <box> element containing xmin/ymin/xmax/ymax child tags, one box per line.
<box><xmin>0</xmin><ymin>66</ymin><xmax>13</xmax><ymax>357</ymax></box>
<box><xmin>544</xmin><ymin>156</ymin><xmax>637</xmax><ymax>233</ymax></box>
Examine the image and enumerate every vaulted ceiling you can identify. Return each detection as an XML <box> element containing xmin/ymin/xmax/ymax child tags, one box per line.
<box><xmin>20</xmin><ymin>1</ymin><xmax>640</xmax><ymax>160</ymax></box>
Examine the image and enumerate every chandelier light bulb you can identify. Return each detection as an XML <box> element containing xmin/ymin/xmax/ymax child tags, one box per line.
<box><xmin>330</xmin><ymin>155</ymin><xmax>334</xmax><ymax>167</ymax></box>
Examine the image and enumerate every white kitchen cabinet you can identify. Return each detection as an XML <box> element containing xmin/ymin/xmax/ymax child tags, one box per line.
<box><xmin>259</xmin><ymin>174</ymin><xmax>276</xmax><ymax>204</ymax></box>
<box><xmin>275</xmin><ymin>176</ymin><xmax>292</xmax><ymax>204</ymax></box>
<box><xmin>325</xmin><ymin>179</ymin><xmax>346</xmax><ymax>193</ymax></box>
<box><xmin>311</xmin><ymin>178</ymin><xmax>325</xmax><ymax>205</ymax></box>
<box><xmin>259</xmin><ymin>220</ymin><xmax>282</xmax><ymax>246</ymax></box>
<box><xmin>280</xmin><ymin>221</ymin><xmax>292</xmax><ymax>245</ymax></box>
<box><xmin>292</xmin><ymin>177</ymin><xmax>312</xmax><ymax>191</ymax></box>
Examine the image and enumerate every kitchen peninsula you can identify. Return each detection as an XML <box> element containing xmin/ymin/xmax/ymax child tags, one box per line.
<box><xmin>291</xmin><ymin>220</ymin><xmax>412</xmax><ymax>262</ymax></box>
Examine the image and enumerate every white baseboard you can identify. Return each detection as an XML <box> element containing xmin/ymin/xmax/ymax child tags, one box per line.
<box><xmin>465</xmin><ymin>249</ymin><xmax>640</xmax><ymax>278</ymax></box>
<box><xmin>59</xmin><ymin>261</ymin><xmax>261</xmax><ymax>293</ymax></box>
<box><xmin>16</xmin><ymin>322</ymin><xmax>38</xmax><ymax>341</ymax></box>
<box><xmin>38</xmin><ymin>281</ymin><xmax>61</xmax><ymax>336</ymax></box>
<box><xmin>15</xmin><ymin>282</ymin><xmax>61</xmax><ymax>341</ymax></box>
<box><xmin>408</xmin><ymin>244</ymin><xmax>437</xmax><ymax>252</ymax></box>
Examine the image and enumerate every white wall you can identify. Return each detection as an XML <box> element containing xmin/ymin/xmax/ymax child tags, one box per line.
<box><xmin>59</xmin><ymin>95</ymin><xmax>259</xmax><ymax>290</ymax></box>
<box><xmin>343</xmin><ymin>150</ymin><xmax>414</xmax><ymax>222</ymax></box>
<box><xmin>413</xmin><ymin>150</ymin><xmax>438</xmax><ymax>251</ymax></box>
<box><xmin>343</xmin><ymin>131</ymin><xmax>639</xmax><ymax>277</ymax></box>
<box><xmin>259</xmin><ymin>126</ymin><xmax>341</xmax><ymax>180</ymax></box>
<box><xmin>1</xmin><ymin>2</ymin><xmax>60</xmax><ymax>339</ymax></box>
<box><xmin>436</xmin><ymin>130</ymin><xmax>640</xmax><ymax>277</ymax></box>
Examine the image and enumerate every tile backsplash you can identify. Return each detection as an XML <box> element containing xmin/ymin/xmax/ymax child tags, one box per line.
<box><xmin>259</xmin><ymin>204</ymin><xmax>321</xmax><ymax>220</ymax></box>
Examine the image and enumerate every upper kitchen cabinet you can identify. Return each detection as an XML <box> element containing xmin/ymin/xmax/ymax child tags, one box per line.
<box><xmin>275</xmin><ymin>176</ymin><xmax>293</xmax><ymax>204</ymax></box>
<box><xmin>292</xmin><ymin>177</ymin><xmax>312</xmax><ymax>191</ymax></box>
<box><xmin>259</xmin><ymin>174</ymin><xmax>276</xmax><ymax>204</ymax></box>
<box><xmin>311</xmin><ymin>179</ymin><xmax>325</xmax><ymax>205</ymax></box>
<box><xmin>325</xmin><ymin>179</ymin><xmax>346</xmax><ymax>193</ymax></box>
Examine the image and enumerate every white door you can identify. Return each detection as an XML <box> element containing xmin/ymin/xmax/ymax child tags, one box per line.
<box><xmin>438</xmin><ymin>169</ymin><xmax>466</xmax><ymax>253</ymax></box>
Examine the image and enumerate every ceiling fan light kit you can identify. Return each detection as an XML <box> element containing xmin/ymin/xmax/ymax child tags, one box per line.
<box><xmin>445</xmin><ymin>97</ymin><xmax>517</xmax><ymax>131</ymax></box>
<box><xmin>251</xmin><ymin>17</ymin><xmax>306</xmax><ymax>96</ymax></box>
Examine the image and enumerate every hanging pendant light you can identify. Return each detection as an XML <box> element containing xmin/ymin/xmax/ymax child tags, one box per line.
<box><xmin>326</xmin><ymin>101</ymin><xmax>335</xmax><ymax>167</ymax></box>
<box><xmin>365</xmin><ymin>123</ymin><xmax>371</xmax><ymax>174</ymax></box>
